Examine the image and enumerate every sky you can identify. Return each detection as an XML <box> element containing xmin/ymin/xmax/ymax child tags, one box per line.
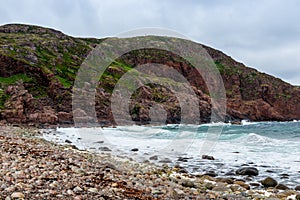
<box><xmin>1</xmin><ymin>0</ymin><xmax>300</xmax><ymax>85</ymax></box>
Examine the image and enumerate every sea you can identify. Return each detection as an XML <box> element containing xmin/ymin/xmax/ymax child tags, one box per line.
<box><xmin>43</xmin><ymin>120</ymin><xmax>300</xmax><ymax>188</ymax></box>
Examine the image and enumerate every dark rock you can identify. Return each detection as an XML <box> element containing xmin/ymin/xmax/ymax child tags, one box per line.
<box><xmin>98</xmin><ymin>147</ymin><xmax>112</xmax><ymax>151</ymax></box>
<box><xmin>266</xmin><ymin>169</ymin><xmax>275</xmax><ymax>173</ymax></box>
<box><xmin>225</xmin><ymin>170</ymin><xmax>236</xmax><ymax>176</ymax></box>
<box><xmin>65</xmin><ymin>139</ymin><xmax>72</xmax><ymax>144</ymax></box>
<box><xmin>149</xmin><ymin>155</ymin><xmax>158</xmax><ymax>160</ymax></box>
<box><xmin>295</xmin><ymin>185</ymin><xmax>300</xmax><ymax>191</ymax></box>
<box><xmin>203</xmin><ymin>171</ymin><xmax>217</xmax><ymax>177</ymax></box>
<box><xmin>158</xmin><ymin>158</ymin><xmax>172</xmax><ymax>163</ymax></box>
<box><xmin>178</xmin><ymin>168</ymin><xmax>188</xmax><ymax>174</ymax></box>
<box><xmin>296</xmin><ymin>194</ymin><xmax>300</xmax><ymax>200</ymax></box>
<box><xmin>236</xmin><ymin>167</ymin><xmax>259</xmax><ymax>176</ymax></box>
<box><xmin>202</xmin><ymin>155</ymin><xmax>215</xmax><ymax>160</ymax></box>
<box><xmin>131</xmin><ymin>148</ymin><xmax>139</xmax><ymax>152</ymax></box>
<box><xmin>275</xmin><ymin>183</ymin><xmax>289</xmax><ymax>190</ymax></box>
<box><xmin>261</xmin><ymin>177</ymin><xmax>278</xmax><ymax>188</ymax></box>
<box><xmin>94</xmin><ymin>141</ymin><xmax>104</xmax><ymax>144</ymax></box>
<box><xmin>177</xmin><ymin>157</ymin><xmax>189</xmax><ymax>162</ymax></box>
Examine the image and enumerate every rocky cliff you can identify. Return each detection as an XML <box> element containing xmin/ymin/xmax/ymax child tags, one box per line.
<box><xmin>1</xmin><ymin>24</ymin><xmax>300</xmax><ymax>126</ymax></box>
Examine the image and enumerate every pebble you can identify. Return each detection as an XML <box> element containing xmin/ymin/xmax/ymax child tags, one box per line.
<box><xmin>111</xmin><ymin>183</ymin><xmax>118</xmax><ymax>187</ymax></box>
<box><xmin>1</xmin><ymin>126</ymin><xmax>300</xmax><ymax>200</ymax></box>
<box><xmin>234</xmin><ymin>181</ymin><xmax>250</xmax><ymax>190</ymax></box>
<box><xmin>87</xmin><ymin>188</ymin><xmax>98</xmax><ymax>193</ymax></box>
<box><xmin>11</xmin><ymin>192</ymin><xmax>25</xmax><ymax>199</ymax></box>
<box><xmin>73</xmin><ymin>186</ymin><xmax>83</xmax><ymax>192</ymax></box>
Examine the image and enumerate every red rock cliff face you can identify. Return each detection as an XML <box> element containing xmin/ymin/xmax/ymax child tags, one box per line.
<box><xmin>1</xmin><ymin>24</ymin><xmax>300</xmax><ymax>126</ymax></box>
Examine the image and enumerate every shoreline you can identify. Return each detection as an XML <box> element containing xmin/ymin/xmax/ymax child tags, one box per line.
<box><xmin>1</xmin><ymin>125</ymin><xmax>300</xmax><ymax>199</ymax></box>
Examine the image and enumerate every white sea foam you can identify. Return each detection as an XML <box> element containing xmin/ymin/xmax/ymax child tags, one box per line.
<box><xmin>42</xmin><ymin>122</ymin><xmax>300</xmax><ymax>187</ymax></box>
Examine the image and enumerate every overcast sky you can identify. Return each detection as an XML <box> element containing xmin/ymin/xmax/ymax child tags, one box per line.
<box><xmin>1</xmin><ymin>0</ymin><xmax>300</xmax><ymax>85</ymax></box>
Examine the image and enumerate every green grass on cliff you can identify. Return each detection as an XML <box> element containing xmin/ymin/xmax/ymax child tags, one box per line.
<box><xmin>0</xmin><ymin>89</ymin><xmax>9</xmax><ymax>109</ymax></box>
<box><xmin>0</xmin><ymin>74</ymin><xmax>32</xmax><ymax>85</ymax></box>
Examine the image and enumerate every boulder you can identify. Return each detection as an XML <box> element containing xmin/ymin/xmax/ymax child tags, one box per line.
<box><xmin>261</xmin><ymin>177</ymin><xmax>278</xmax><ymax>188</ymax></box>
<box><xmin>236</xmin><ymin>167</ymin><xmax>259</xmax><ymax>176</ymax></box>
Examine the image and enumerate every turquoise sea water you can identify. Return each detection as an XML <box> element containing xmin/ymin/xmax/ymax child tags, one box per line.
<box><xmin>43</xmin><ymin>121</ymin><xmax>300</xmax><ymax>188</ymax></box>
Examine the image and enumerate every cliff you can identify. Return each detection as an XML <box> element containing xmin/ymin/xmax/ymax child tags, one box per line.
<box><xmin>1</xmin><ymin>24</ymin><xmax>300</xmax><ymax>126</ymax></box>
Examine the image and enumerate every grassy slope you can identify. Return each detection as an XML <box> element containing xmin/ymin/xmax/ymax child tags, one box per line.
<box><xmin>1</xmin><ymin>24</ymin><xmax>299</xmax><ymax>121</ymax></box>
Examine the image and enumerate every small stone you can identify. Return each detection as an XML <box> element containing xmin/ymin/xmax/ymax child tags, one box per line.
<box><xmin>152</xmin><ymin>190</ymin><xmax>164</xmax><ymax>195</ymax></box>
<box><xmin>203</xmin><ymin>182</ymin><xmax>215</xmax><ymax>190</ymax></box>
<box><xmin>131</xmin><ymin>148</ymin><xmax>139</xmax><ymax>152</ymax></box>
<box><xmin>261</xmin><ymin>177</ymin><xmax>278</xmax><ymax>188</ymax></box>
<box><xmin>73</xmin><ymin>186</ymin><xmax>83</xmax><ymax>192</ymax></box>
<box><xmin>104</xmin><ymin>162</ymin><xmax>117</xmax><ymax>170</ymax></box>
<box><xmin>111</xmin><ymin>183</ymin><xmax>118</xmax><ymax>187</ymax></box>
<box><xmin>212</xmin><ymin>186</ymin><xmax>232</xmax><ymax>192</ymax></box>
<box><xmin>74</xmin><ymin>196</ymin><xmax>82</xmax><ymax>200</ymax></box>
<box><xmin>178</xmin><ymin>168</ymin><xmax>188</xmax><ymax>174</ymax></box>
<box><xmin>295</xmin><ymin>185</ymin><xmax>300</xmax><ymax>191</ymax></box>
<box><xmin>296</xmin><ymin>194</ymin><xmax>300</xmax><ymax>200</ymax></box>
<box><xmin>94</xmin><ymin>140</ymin><xmax>104</xmax><ymax>144</ymax></box>
<box><xmin>216</xmin><ymin>177</ymin><xmax>234</xmax><ymax>184</ymax></box>
<box><xmin>158</xmin><ymin>158</ymin><xmax>172</xmax><ymax>163</ymax></box>
<box><xmin>182</xmin><ymin>180</ymin><xmax>195</xmax><ymax>188</ymax></box>
<box><xmin>174</xmin><ymin>188</ymin><xmax>184</xmax><ymax>195</ymax></box>
<box><xmin>65</xmin><ymin>139</ymin><xmax>72</xmax><ymax>143</ymax></box>
<box><xmin>99</xmin><ymin>147</ymin><xmax>111</xmax><ymax>151</ymax></box>
<box><xmin>177</xmin><ymin>157</ymin><xmax>189</xmax><ymax>162</ymax></box>
<box><xmin>203</xmin><ymin>171</ymin><xmax>217</xmax><ymax>177</ymax></box>
<box><xmin>87</xmin><ymin>188</ymin><xmax>98</xmax><ymax>193</ymax></box>
<box><xmin>67</xmin><ymin>189</ymin><xmax>74</xmax><ymax>195</ymax></box>
<box><xmin>11</xmin><ymin>192</ymin><xmax>25</xmax><ymax>199</ymax></box>
<box><xmin>234</xmin><ymin>181</ymin><xmax>250</xmax><ymax>190</ymax></box>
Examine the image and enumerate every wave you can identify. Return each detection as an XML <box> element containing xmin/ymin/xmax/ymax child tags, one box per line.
<box><xmin>238</xmin><ymin>132</ymin><xmax>279</xmax><ymax>145</ymax></box>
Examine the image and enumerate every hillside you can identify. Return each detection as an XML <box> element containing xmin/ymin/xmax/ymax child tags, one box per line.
<box><xmin>0</xmin><ymin>24</ymin><xmax>300</xmax><ymax>126</ymax></box>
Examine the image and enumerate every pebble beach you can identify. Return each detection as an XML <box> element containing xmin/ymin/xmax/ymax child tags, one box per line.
<box><xmin>1</xmin><ymin>125</ymin><xmax>300</xmax><ymax>200</ymax></box>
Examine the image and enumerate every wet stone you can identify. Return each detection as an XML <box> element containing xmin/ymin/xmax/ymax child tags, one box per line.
<box><xmin>131</xmin><ymin>148</ymin><xmax>139</xmax><ymax>152</ymax></box>
<box><xmin>99</xmin><ymin>147</ymin><xmax>112</xmax><ymax>151</ymax></box>
<box><xmin>261</xmin><ymin>177</ymin><xmax>278</xmax><ymax>188</ymax></box>
<box><xmin>236</xmin><ymin>167</ymin><xmax>259</xmax><ymax>176</ymax></box>
<box><xmin>149</xmin><ymin>155</ymin><xmax>158</xmax><ymax>160</ymax></box>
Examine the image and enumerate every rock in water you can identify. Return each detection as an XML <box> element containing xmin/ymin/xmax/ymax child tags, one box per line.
<box><xmin>131</xmin><ymin>148</ymin><xmax>139</xmax><ymax>152</ymax></box>
<box><xmin>236</xmin><ymin>167</ymin><xmax>259</xmax><ymax>176</ymax></box>
<box><xmin>261</xmin><ymin>177</ymin><xmax>278</xmax><ymax>187</ymax></box>
<box><xmin>202</xmin><ymin>155</ymin><xmax>215</xmax><ymax>160</ymax></box>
